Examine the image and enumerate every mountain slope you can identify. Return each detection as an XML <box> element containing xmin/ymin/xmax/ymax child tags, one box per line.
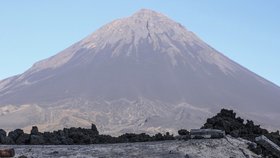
<box><xmin>0</xmin><ymin>9</ymin><xmax>280</xmax><ymax>134</ymax></box>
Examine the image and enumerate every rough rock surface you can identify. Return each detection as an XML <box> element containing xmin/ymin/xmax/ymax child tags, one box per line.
<box><xmin>256</xmin><ymin>135</ymin><xmax>280</xmax><ymax>158</ymax></box>
<box><xmin>0</xmin><ymin>124</ymin><xmax>174</xmax><ymax>145</ymax></box>
<box><xmin>0</xmin><ymin>136</ymin><xmax>260</xmax><ymax>158</ymax></box>
<box><xmin>202</xmin><ymin>109</ymin><xmax>280</xmax><ymax>157</ymax></box>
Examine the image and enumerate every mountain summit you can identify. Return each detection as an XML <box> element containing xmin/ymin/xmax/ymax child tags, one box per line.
<box><xmin>0</xmin><ymin>9</ymin><xmax>280</xmax><ymax>134</ymax></box>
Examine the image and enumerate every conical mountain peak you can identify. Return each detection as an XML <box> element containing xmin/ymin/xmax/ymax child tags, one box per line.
<box><xmin>134</xmin><ymin>8</ymin><xmax>160</xmax><ymax>15</ymax></box>
<box><xmin>131</xmin><ymin>9</ymin><xmax>169</xmax><ymax>20</ymax></box>
<box><xmin>80</xmin><ymin>9</ymin><xmax>202</xmax><ymax>60</ymax></box>
<box><xmin>28</xmin><ymin>9</ymin><xmax>198</xmax><ymax>74</ymax></box>
<box><xmin>1</xmin><ymin>9</ymin><xmax>280</xmax><ymax>134</ymax></box>
<box><xmin>30</xmin><ymin>9</ymin><xmax>236</xmax><ymax>75</ymax></box>
<box><xmin>82</xmin><ymin>8</ymin><xmax>182</xmax><ymax>45</ymax></box>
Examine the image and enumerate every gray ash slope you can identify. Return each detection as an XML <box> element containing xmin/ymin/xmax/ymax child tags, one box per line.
<box><xmin>0</xmin><ymin>9</ymin><xmax>279</xmax><ymax>134</ymax></box>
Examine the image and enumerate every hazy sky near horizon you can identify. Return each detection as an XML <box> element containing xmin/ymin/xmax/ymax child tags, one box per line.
<box><xmin>0</xmin><ymin>1</ymin><xmax>280</xmax><ymax>86</ymax></box>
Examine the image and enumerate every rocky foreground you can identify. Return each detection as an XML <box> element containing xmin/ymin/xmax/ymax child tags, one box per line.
<box><xmin>1</xmin><ymin>109</ymin><xmax>280</xmax><ymax>157</ymax></box>
<box><xmin>0</xmin><ymin>136</ymin><xmax>260</xmax><ymax>158</ymax></box>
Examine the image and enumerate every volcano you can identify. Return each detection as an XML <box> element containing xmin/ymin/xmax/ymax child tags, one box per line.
<box><xmin>0</xmin><ymin>9</ymin><xmax>279</xmax><ymax>134</ymax></box>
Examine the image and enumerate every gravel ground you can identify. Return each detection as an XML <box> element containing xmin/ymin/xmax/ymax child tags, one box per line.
<box><xmin>0</xmin><ymin>137</ymin><xmax>261</xmax><ymax>158</ymax></box>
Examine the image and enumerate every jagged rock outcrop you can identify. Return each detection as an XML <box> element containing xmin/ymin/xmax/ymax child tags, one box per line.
<box><xmin>8</xmin><ymin>129</ymin><xmax>24</xmax><ymax>144</ymax></box>
<box><xmin>29</xmin><ymin>126</ymin><xmax>46</xmax><ymax>145</ymax></box>
<box><xmin>0</xmin><ymin>124</ymin><xmax>174</xmax><ymax>145</ymax></box>
<box><xmin>202</xmin><ymin>109</ymin><xmax>280</xmax><ymax>157</ymax></box>
<box><xmin>202</xmin><ymin>109</ymin><xmax>269</xmax><ymax>141</ymax></box>
<box><xmin>30</xmin><ymin>126</ymin><xmax>40</xmax><ymax>135</ymax></box>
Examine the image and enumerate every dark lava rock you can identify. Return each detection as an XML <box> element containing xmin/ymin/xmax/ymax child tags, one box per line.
<box><xmin>118</xmin><ymin>133</ymin><xmax>152</xmax><ymax>143</ymax></box>
<box><xmin>91</xmin><ymin>124</ymin><xmax>99</xmax><ymax>135</ymax></box>
<box><xmin>0</xmin><ymin>129</ymin><xmax>6</xmax><ymax>137</ymax></box>
<box><xmin>30</xmin><ymin>135</ymin><xmax>45</xmax><ymax>145</ymax></box>
<box><xmin>0</xmin><ymin>123</ymin><xmax>175</xmax><ymax>145</ymax></box>
<box><xmin>42</xmin><ymin>132</ymin><xmax>62</xmax><ymax>145</ymax></box>
<box><xmin>30</xmin><ymin>126</ymin><xmax>45</xmax><ymax>145</ymax></box>
<box><xmin>8</xmin><ymin>129</ymin><xmax>24</xmax><ymax>142</ymax></box>
<box><xmin>31</xmin><ymin>126</ymin><xmax>40</xmax><ymax>135</ymax></box>
<box><xmin>202</xmin><ymin>108</ymin><xmax>280</xmax><ymax>158</ymax></box>
<box><xmin>16</xmin><ymin>133</ymin><xmax>30</xmax><ymax>145</ymax></box>
<box><xmin>0</xmin><ymin>129</ymin><xmax>7</xmax><ymax>144</ymax></box>
<box><xmin>1</xmin><ymin>136</ymin><xmax>14</xmax><ymax>145</ymax></box>
<box><xmin>201</xmin><ymin>109</ymin><xmax>269</xmax><ymax>141</ymax></box>
<box><xmin>178</xmin><ymin>129</ymin><xmax>189</xmax><ymax>136</ymax></box>
<box><xmin>177</xmin><ymin>129</ymin><xmax>190</xmax><ymax>140</ymax></box>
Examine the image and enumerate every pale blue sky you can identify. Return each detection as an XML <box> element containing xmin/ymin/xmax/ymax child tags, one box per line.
<box><xmin>0</xmin><ymin>1</ymin><xmax>280</xmax><ymax>86</ymax></box>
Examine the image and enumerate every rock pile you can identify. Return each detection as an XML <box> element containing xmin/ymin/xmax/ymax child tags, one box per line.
<box><xmin>0</xmin><ymin>124</ymin><xmax>174</xmax><ymax>145</ymax></box>
<box><xmin>1</xmin><ymin>108</ymin><xmax>279</xmax><ymax>157</ymax></box>
<box><xmin>202</xmin><ymin>109</ymin><xmax>280</xmax><ymax>157</ymax></box>
<box><xmin>0</xmin><ymin>124</ymin><xmax>99</xmax><ymax>145</ymax></box>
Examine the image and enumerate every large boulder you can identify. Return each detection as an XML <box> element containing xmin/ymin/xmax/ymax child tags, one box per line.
<box><xmin>91</xmin><ymin>124</ymin><xmax>99</xmax><ymax>135</ymax></box>
<box><xmin>256</xmin><ymin>135</ymin><xmax>280</xmax><ymax>158</ymax></box>
<box><xmin>29</xmin><ymin>126</ymin><xmax>45</xmax><ymax>145</ymax></box>
<box><xmin>0</xmin><ymin>129</ymin><xmax>6</xmax><ymax>144</ymax></box>
<box><xmin>178</xmin><ymin>129</ymin><xmax>189</xmax><ymax>136</ymax></box>
<box><xmin>8</xmin><ymin>129</ymin><xmax>24</xmax><ymax>142</ymax></box>
<box><xmin>177</xmin><ymin>129</ymin><xmax>190</xmax><ymax>140</ymax></box>
<box><xmin>31</xmin><ymin>126</ymin><xmax>40</xmax><ymax>135</ymax></box>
